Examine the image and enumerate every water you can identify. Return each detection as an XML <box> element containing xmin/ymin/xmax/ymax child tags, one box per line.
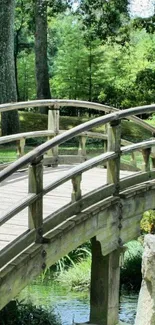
<box><xmin>19</xmin><ymin>283</ymin><xmax>138</xmax><ymax>325</ymax></box>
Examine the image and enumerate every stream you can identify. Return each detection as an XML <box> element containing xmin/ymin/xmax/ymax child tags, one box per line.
<box><xmin>19</xmin><ymin>282</ymin><xmax>138</xmax><ymax>324</ymax></box>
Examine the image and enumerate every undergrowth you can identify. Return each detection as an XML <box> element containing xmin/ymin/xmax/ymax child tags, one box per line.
<box><xmin>55</xmin><ymin>240</ymin><xmax>143</xmax><ymax>292</ymax></box>
<box><xmin>0</xmin><ymin>300</ymin><xmax>61</xmax><ymax>325</ymax></box>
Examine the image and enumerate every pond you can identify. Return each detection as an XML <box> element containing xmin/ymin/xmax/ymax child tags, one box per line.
<box><xmin>19</xmin><ymin>282</ymin><xmax>138</xmax><ymax>325</ymax></box>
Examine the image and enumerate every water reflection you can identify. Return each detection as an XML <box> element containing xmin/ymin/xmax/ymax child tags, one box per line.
<box><xmin>19</xmin><ymin>283</ymin><xmax>138</xmax><ymax>325</ymax></box>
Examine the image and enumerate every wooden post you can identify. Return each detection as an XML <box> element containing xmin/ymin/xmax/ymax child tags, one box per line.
<box><xmin>107</xmin><ymin>120</ymin><xmax>121</xmax><ymax>193</ymax></box>
<box><xmin>47</xmin><ymin>104</ymin><xmax>59</xmax><ymax>166</ymax></box>
<box><xmin>28</xmin><ymin>156</ymin><xmax>43</xmax><ymax>243</ymax></box>
<box><xmin>141</xmin><ymin>148</ymin><xmax>151</xmax><ymax>172</ymax></box>
<box><xmin>71</xmin><ymin>174</ymin><xmax>82</xmax><ymax>202</ymax></box>
<box><xmin>104</xmin><ymin>139</ymin><xmax>107</xmax><ymax>153</ymax></box>
<box><xmin>17</xmin><ymin>138</ymin><xmax>25</xmax><ymax>158</ymax></box>
<box><xmin>90</xmin><ymin>237</ymin><xmax>120</xmax><ymax>325</ymax></box>
<box><xmin>78</xmin><ymin>136</ymin><xmax>87</xmax><ymax>159</ymax></box>
<box><xmin>150</xmin><ymin>137</ymin><xmax>155</xmax><ymax>169</ymax></box>
<box><xmin>131</xmin><ymin>152</ymin><xmax>137</xmax><ymax>167</ymax></box>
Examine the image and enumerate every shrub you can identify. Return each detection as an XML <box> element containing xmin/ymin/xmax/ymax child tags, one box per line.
<box><xmin>140</xmin><ymin>210</ymin><xmax>155</xmax><ymax>234</ymax></box>
<box><xmin>0</xmin><ymin>300</ymin><xmax>61</xmax><ymax>325</ymax></box>
<box><xmin>120</xmin><ymin>241</ymin><xmax>143</xmax><ymax>291</ymax></box>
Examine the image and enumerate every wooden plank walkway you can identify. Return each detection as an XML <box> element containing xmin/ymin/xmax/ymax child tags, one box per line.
<box><xmin>0</xmin><ymin>165</ymin><xmax>135</xmax><ymax>252</ymax></box>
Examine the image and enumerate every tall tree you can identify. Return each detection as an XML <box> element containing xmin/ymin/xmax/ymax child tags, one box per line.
<box><xmin>0</xmin><ymin>0</ymin><xmax>19</xmax><ymax>135</ymax></box>
<box><xmin>34</xmin><ymin>0</ymin><xmax>51</xmax><ymax>114</ymax></box>
<box><xmin>78</xmin><ymin>0</ymin><xmax>129</xmax><ymax>41</ymax></box>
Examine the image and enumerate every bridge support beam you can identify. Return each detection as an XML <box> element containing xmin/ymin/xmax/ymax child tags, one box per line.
<box><xmin>90</xmin><ymin>237</ymin><xmax>120</xmax><ymax>325</ymax></box>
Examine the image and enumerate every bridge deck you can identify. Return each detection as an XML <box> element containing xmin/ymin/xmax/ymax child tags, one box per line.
<box><xmin>0</xmin><ymin>165</ymin><xmax>134</xmax><ymax>252</ymax></box>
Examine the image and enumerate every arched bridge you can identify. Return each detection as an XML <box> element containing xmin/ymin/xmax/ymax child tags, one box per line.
<box><xmin>1</xmin><ymin>100</ymin><xmax>155</xmax><ymax>325</ymax></box>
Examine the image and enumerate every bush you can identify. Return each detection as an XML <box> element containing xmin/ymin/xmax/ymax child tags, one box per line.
<box><xmin>140</xmin><ymin>210</ymin><xmax>155</xmax><ymax>234</ymax></box>
<box><xmin>120</xmin><ymin>241</ymin><xmax>143</xmax><ymax>291</ymax></box>
<box><xmin>0</xmin><ymin>300</ymin><xmax>61</xmax><ymax>325</ymax></box>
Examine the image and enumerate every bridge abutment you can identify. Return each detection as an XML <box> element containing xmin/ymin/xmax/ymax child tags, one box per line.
<box><xmin>90</xmin><ymin>237</ymin><xmax>120</xmax><ymax>325</ymax></box>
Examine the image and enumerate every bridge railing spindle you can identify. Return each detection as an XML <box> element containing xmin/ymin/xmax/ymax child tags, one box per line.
<box><xmin>71</xmin><ymin>174</ymin><xmax>82</xmax><ymax>203</ymax></box>
<box><xmin>78</xmin><ymin>136</ymin><xmax>87</xmax><ymax>160</ymax></box>
<box><xmin>28</xmin><ymin>156</ymin><xmax>43</xmax><ymax>243</ymax></box>
<box><xmin>107</xmin><ymin>120</ymin><xmax>121</xmax><ymax>193</ymax></box>
<box><xmin>17</xmin><ymin>138</ymin><xmax>25</xmax><ymax>158</ymax></box>
<box><xmin>141</xmin><ymin>148</ymin><xmax>151</xmax><ymax>172</ymax></box>
<box><xmin>47</xmin><ymin>104</ymin><xmax>59</xmax><ymax>166</ymax></box>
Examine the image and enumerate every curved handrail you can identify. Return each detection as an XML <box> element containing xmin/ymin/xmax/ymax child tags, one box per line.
<box><xmin>0</xmin><ymin>99</ymin><xmax>155</xmax><ymax>134</ymax></box>
<box><xmin>1</xmin><ymin>136</ymin><xmax>155</xmax><ymax>227</ymax></box>
<box><xmin>2</xmin><ymin>102</ymin><xmax>155</xmax><ymax>306</ymax></box>
<box><xmin>0</xmin><ymin>151</ymin><xmax>117</xmax><ymax>227</ymax></box>
<box><xmin>1</xmin><ymin>105</ymin><xmax>155</xmax><ymax>183</ymax></box>
<box><xmin>1</xmin><ymin>139</ymin><xmax>155</xmax><ymax>269</ymax></box>
<box><xmin>0</xmin><ymin>130</ymin><xmax>55</xmax><ymax>144</ymax></box>
<box><xmin>0</xmin><ymin>129</ymin><xmax>129</xmax><ymax>146</ymax></box>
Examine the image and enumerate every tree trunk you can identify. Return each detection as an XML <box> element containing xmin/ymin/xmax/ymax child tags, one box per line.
<box><xmin>0</xmin><ymin>0</ymin><xmax>19</xmax><ymax>136</ymax></box>
<box><xmin>34</xmin><ymin>0</ymin><xmax>51</xmax><ymax>114</ymax></box>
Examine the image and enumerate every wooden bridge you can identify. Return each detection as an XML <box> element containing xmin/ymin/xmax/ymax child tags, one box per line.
<box><xmin>1</xmin><ymin>100</ymin><xmax>155</xmax><ymax>325</ymax></box>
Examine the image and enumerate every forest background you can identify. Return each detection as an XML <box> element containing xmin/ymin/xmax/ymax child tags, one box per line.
<box><xmin>1</xmin><ymin>0</ymin><xmax>155</xmax><ymax>135</ymax></box>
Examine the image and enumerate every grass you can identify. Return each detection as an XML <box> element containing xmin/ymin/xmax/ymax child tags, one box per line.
<box><xmin>55</xmin><ymin>257</ymin><xmax>91</xmax><ymax>291</ymax></box>
<box><xmin>0</xmin><ymin>145</ymin><xmax>32</xmax><ymax>163</ymax></box>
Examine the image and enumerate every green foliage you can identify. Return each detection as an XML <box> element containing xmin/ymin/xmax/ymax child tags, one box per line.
<box><xmin>18</xmin><ymin>112</ymin><xmax>152</xmax><ymax>145</ymax></box>
<box><xmin>78</xmin><ymin>0</ymin><xmax>129</xmax><ymax>41</ymax></box>
<box><xmin>55</xmin><ymin>257</ymin><xmax>91</xmax><ymax>291</ymax></box>
<box><xmin>55</xmin><ymin>241</ymin><xmax>143</xmax><ymax>292</ymax></box>
<box><xmin>49</xmin><ymin>14</ymin><xmax>155</xmax><ymax>109</ymax></box>
<box><xmin>121</xmin><ymin>120</ymin><xmax>151</xmax><ymax>142</ymax></box>
<box><xmin>141</xmin><ymin>210</ymin><xmax>155</xmax><ymax>234</ymax></box>
<box><xmin>121</xmin><ymin>241</ymin><xmax>143</xmax><ymax>291</ymax></box>
<box><xmin>53</xmin><ymin>243</ymin><xmax>91</xmax><ymax>273</ymax></box>
<box><xmin>17</xmin><ymin>52</ymin><xmax>36</xmax><ymax>101</ymax></box>
<box><xmin>14</xmin><ymin>0</ymin><xmax>155</xmax><ymax>111</ymax></box>
<box><xmin>50</xmin><ymin>15</ymin><xmax>91</xmax><ymax>102</ymax></box>
<box><xmin>19</xmin><ymin>111</ymin><xmax>48</xmax><ymax>132</ymax></box>
<box><xmin>0</xmin><ymin>300</ymin><xmax>61</xmax><ymax>325</ymax></box>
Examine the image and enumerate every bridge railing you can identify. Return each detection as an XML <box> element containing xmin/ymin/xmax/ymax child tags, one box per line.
<box><xmin>1</xmin><ymin>104</ymin><xmax>155</xmax><ymax>270</ymax></box>
<box><xmin>0</xmin><ymin>100</ymin><xmax>155</xmax><ymax>169</ymax></box>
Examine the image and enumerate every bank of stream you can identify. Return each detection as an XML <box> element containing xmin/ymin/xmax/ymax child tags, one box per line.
<box><xmin>18</xmin><ymin>283</ymin><xmax>138</xmax><ymax>325</ymax></box>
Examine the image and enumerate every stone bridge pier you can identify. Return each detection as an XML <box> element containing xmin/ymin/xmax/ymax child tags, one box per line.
<box><xmin>76</xmin><ymin>237</ymin><xmax>124</xmax><ymax>325</ymax></box>
<box><xmin>90</xmin><ymin>237</ymin><xmax>121</xmax><ymax>325</ymax></box>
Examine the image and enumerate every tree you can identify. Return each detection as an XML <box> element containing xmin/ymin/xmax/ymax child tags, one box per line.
<box><xmin>34</xmin><ymin>0</ymin><xmax>51</xmax><ymax>114</ymax></box>
<box><xmin>34</xmin><ymin>0</ymin><xmax>70</xmax><ymax>114</ymax></box>
<box><xmin>15</xmin><ymin>0</ymin><xmax>34</xmax><ymax>101</ymax></box>
<box><xmin>0</xmin><ymin>0</ymin><xmax>19</xmax><ymax>135</ymax></box>
<box><xmin>78</xmin><ymin>0</ymin><xmax>129</xmax><ymax>41</ymax></box>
